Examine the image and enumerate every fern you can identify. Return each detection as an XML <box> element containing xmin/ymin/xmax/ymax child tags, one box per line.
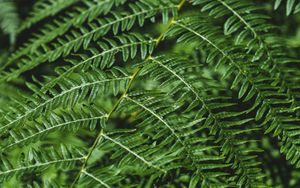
<box><xmin>17</xmin><ymin>0</ymin><xmax>79</xmax><ymax>33</ymax></box>
<box><xmin>274</xmin><ymin>0</ymin><xmax>300</xmax><ymax>15</ymax></box>
<box><xmin>0</xmin><ymin>0</ymin><xmax>300</xmax><ymax>187</ymax></box>
<box><xmin>0</xmin><ymin>0</ymin><xmax>19</xmax><ymax>45</ymax></box>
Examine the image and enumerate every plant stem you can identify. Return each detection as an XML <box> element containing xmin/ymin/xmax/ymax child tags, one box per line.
<box><xmin>70</xmin><ymin>0</ymin><xmax>186</xmax><ymax>186</ymax></box>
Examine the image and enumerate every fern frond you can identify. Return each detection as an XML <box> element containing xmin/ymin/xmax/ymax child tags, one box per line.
<box><xmin>192</xmin><ymin>0</ymin><xmax>300</xmax><ymax>167</ymax></box>
<box><xmin>167</xmin><ymin>14</ymin><xmax>300</xmax><ymax>169</ymax></box>
<box><xmin>102</xmin><ymin>133</ymin><xmax>165</xmax><ymax>172</ymax></box>
<box><xmin>0</xmin><ymin>68</ymin><xmax>130</xmax><ymax>134</ymax></box>
<box><xmin>0</xmin><ymin>83</ymin><xmax>28</xmax><ymax>110</ymax></box>
<box><xmin>5</xmin><ymin>0</ymin><xmax>127</xmax><ymax>71</ymax></box>
<box><xmin>0</xmin><ymin>105</ymin><xmax>107</xmax><ymax>152</ymax></box>
<box><xmin>192</xmin><ymin>0</ymin><xmax>300</xmax><ymax>112</ymax></box>
<box><xmin>0</xmin><ymin>0</ymin><xmax>20</xmax><ymax>45</ymax></box>
<box><xmin>139</xmin><ymin>54</ymin><xmax>266</xmax><ymax>186</ymax></box>
<box><xmin>80</xmin><ymin>170</ymin><xmax>111</xmax><ymax>188</ymax></box>
<box><xmin>0</xmin><ymin>145</ymin><xmax>84</xmax><ymax>182</ymax></box>
<box><xmin>41</xmin><ymin>33</ymin><xmax>156</xmax><ymax>91</ymax></box>
<box><xmin>274</xmin><ymin>0</ymin><xmax>300</xmax><ymax>15</ymax></box>
<box><xmin>0</xmin><ymin>0</ymin><xmax>177</xmax><ymax>82</ymax></box>
<box><xmin>73</xmin><ymin>117</ymin><xmax>189</xmax><ymax>186</ymax></box>
<box><xmin>1</xmin><ymin>0</ymin><xmax>299</xmax><ymax>186</ymax></box>
<box><xmin>277</xmin><ymin>59</ymin><xmax>300</xmax><ymax>113</ymax></box>
<box><xmin>76</xmin><ymin>131</ymin><xmax>170</xmax><ymax>187</ymax></box>
<box><xmin>117</xmin><ymin>92</ymin><xmax>233</xmax><ymax>187</ymax></box>
<box><xmin>18</xmin><ymin>0</ymin><xmax>79</xmax><ymax>33</ymax></box>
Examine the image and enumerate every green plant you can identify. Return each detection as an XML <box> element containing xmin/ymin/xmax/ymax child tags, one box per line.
<box><xmin>0</xmin><ymin>0</ymin><xmax>19</xmax><ymax>46</ymax></box>
<box><xmin>0</xmin><ymin>0</ymin><xmax>300</xmax><ymax>187</ymax></box>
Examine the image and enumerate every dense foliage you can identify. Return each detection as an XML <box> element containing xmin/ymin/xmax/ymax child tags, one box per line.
<box><xmin>0</xmin><ymin>0</ymin><xmax>300</xmax><ymax>187</ymax></box>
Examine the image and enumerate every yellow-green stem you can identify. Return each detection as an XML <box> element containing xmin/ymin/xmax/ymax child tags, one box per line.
<box><xmin>70</xmin><ymin>0</ymin><xmax>186</xmax><ymax>186</ymax></box>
